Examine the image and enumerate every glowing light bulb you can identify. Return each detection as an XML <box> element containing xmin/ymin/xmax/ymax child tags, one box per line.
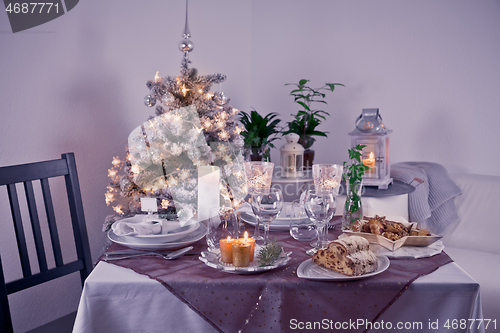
<box><xmin>131</xmin><ymin>165</ymin><xmax>140</xmax><ymax>174</ymax></box>
<box><xmin>113</xmin><ymin>206</ymin><xmax>124</xmax><ymax>214</ymax></box>
<box><xmin>154</xmin><ymin>71</ymin><xmax>161</xmax><ymax>83</ymax></box>
<box><xmin>112</xmin><ymin>156</ymin><xmax>121</xmax><ymax>167</ymax></box>
<box><xmin>108</xmin><ymin>169</ymin><xmax>117</xmax><ymax>178</ymax></box>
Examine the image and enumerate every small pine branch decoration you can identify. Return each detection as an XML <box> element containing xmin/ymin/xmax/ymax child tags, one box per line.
<box><xmin>257</xmin><ymin>239</ymin><xmax>283</xmax><ymax>267</ymax></box>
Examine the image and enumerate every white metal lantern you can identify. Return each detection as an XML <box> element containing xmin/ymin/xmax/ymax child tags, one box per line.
<box><xmin>280</xmin><ymin>133</ymin><xmax>304</xmax><ymax>178</ymax></box>
<box><xmin>348</xmin><ymin>108</ymin><xmax>393</xmax><ymax>189</ymax></box>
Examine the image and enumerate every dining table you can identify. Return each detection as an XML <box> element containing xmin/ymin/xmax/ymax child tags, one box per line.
<box><xmin>72</xmin><ymin>219</ymin><xmax>485</xmax><ymax>333</ymax></box>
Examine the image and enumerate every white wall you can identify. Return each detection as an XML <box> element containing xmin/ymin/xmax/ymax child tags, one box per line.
<box><xmin>251</xmin><ymin>0</ymin><xmax>500</xmax><ymax>173</ymax></box>
<box><xmin>0</xmin><ymin>0</ymin><xmax>498</xmax><ymax>331</ymax></box>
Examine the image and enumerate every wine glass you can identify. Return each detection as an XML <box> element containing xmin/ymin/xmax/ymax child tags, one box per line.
<box><xmin>310</xmin><ymin>164</ymin><xmax>343</xmax><ymax>246</ymax></box>
<box><xmin>303</xmin><ymin>189</ymin><xmax>336</xmax><ymax>254</ymax></box>
<box><xmin>289</xmin><ymin>199</ymin><xmax>317</xmax><ymax>241</ymax></box>
<box><xmin>251</xmin><ymin>188</ymin><xmax>284</xmax><ymax>244</ymax></box>
<box><xmin>206</xmin><ymin>207</ymin><xmax>237</xmax><ymax>250</ymax></box>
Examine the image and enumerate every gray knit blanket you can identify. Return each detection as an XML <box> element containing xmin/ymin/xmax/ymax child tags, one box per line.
<box><xmin>390</xmin><ymin>162</ymin><xmax>462</xmax><ymax>235</ymax></box>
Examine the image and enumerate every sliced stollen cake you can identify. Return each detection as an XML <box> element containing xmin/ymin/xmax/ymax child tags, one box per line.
<box><xmin>312</xmin><ymin>235</ymin><xmax>378</xmax><ymax>276</ymax></box>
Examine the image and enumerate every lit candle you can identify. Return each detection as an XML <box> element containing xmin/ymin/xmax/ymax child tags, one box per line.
<box><xmin>241</xmin><ymin>231</ymin><xmax>255</xmax><ymax>261</ymax></box>
<box><xmin>219</xmin><ymin>236</ymin><xmax>235</xmax><ymax>263</ymax></box>
<box><xmin>198</xmin><ymin>166</ymin><xmax>220</xmax><ymax>222</ymax></box>
<box><xmin>363</xmin><ymin>152</ymin><xmax>376</xmax><ymax>168</ymax></box>
<box><xmin>232</xmin><ymin>242</ymin><xmax>251</xmax><ymax>267</ymax></box>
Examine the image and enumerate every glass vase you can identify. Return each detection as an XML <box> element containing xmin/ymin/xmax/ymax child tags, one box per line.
<box><xmin>342</xmin><ymin>179</ymin><xmax>363</xmax><ymax>231</ymax></box>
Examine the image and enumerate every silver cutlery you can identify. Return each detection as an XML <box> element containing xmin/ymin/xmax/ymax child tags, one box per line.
<box><xmin>104</xmin><ymin>246</ymin><xmax>194</xmax><ymax>261</ymax></box>
<box><xmin>306</xmin><ymin>248</ymin><xmax>318</xmax><ymax>256</ymax></box>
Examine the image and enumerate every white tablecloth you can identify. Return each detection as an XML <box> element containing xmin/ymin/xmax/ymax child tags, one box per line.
<box><xmin>73</xmin><ymin>261</ymin><xmax>484</xmax><ymax>333</ymax></box>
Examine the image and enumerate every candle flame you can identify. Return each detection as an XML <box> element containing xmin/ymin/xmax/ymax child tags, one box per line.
<box><xmin>369</xmin><ymin>152</ymin><xmax>374</xmax><ymax>159</ymax></box>
<box><xmin>244</xmin><ymin>231</ymin><xmax>249</xmax><ymax>240</ymax></box>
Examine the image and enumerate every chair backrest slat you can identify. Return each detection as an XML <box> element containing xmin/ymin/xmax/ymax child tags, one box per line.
<box><xmin>6</xmin><ymin>184</ymin><xmax>32</xmax><ymax>278</ymax></box>
<box><xmin>0</xmin><ymin>159</ymin><xmax>68</xmax><ymax>185</ymax></box>
<box><xmin>23</xmin><ymin>181</ymin><xmax>48</xmax><ymax>273</ymax></box>
<box><xmin>40</xmin><ymin>178</ymin><xmax>64</xmax><ymax>267</ymax></box>
<box><xmin>0</xmin><ymin>153</ymin><xmax>92</xmax><ymax>333</ymax></box>
<box><xmin>63</xmin><ymin>153</ymin><xmax>93</xmax><ymax>285</ymax></box>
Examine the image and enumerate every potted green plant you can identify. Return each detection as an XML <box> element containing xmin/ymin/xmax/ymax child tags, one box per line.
<box><xmin>239</xmin><ymin>109</ymin><xmax>282</xmax><ymax>161</ymax></box>
<box><xmin>283</xmin><ymin>79</ymin><xmax>344</xmax><ymax>167</ymax></box>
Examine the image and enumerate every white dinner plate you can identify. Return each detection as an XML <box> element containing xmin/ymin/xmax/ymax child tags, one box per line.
<box><xmin>112</xmin><ymin>216</ymin><xmax>200</xmax><ymax>244</ymax></box>
<box><xmin>371</xmin><ymin>240</ymin><xmax>445</xmax><ymax>259</ymax></box>
<box><xmin>199</xmin><ymin>245</ymin><xmax>292</xmax><ymax>274</ymax></box>
<box><xmin>238</xmin><ymin>202</ymin><xmax>298</xmax><ymax>221</ymax></box>
<box><xmin>239</xmin><ymin>212</ymin><xmax>294</xmax><ymax>231</ymax></box>
<box><xmin>297</xmin><ymin>255</ymin><xmax>390</xmax><ymax>281</ymax></box>
<box><xmin>238</xmin><ymin>202</ymin><xmax>303</xmax><ymax>231</ymax></box>
<box><xmin>108</xmin><ymin>223</ymin><xmax>207</xmax><ymax>251</ymax></box>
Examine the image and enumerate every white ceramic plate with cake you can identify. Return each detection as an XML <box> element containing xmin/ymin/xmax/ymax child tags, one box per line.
<box><xmin>297</xmin><ymin>256</ymin><xmax>390</xmax><ymax>281</ymax></box>
<box><xmin>297</xmin><ymin>235</ymin><xmax>390</xmax><ymax>281</ymax></box>
<box><xmin>343</xmin><ymin>216</ymin><xmax>442</xmax><ymax>251</ymax></box>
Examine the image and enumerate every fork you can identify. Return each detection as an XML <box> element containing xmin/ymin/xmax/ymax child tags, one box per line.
<box><xmin>103</xmin><ymin>246</ymin><xmax>193</xmax><ymax>261</ymax></box>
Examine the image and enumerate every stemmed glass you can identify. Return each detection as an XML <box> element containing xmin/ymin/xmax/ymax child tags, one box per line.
<box><xmin>244</xmin><ymin>161</ymin><xmax>274</xmax><ymax>240</ymax></box>
<box><xmin>289</xmin><ymin>199</ymin><xmax>317</xmax><ymax>241</ymax></box>
<box><xmin>311</xmin><ymin>164</ymin><xmax>343</xmax><ymax>245</ymax></box>
<box><xmin>251</xmin><ymin>188</ymin><xmax>284</xmax><ymax>244</ymax></box>
<box><xmin>206</xmin><ymin>207</ymin><xmax>237</xmax><ymax>250</ymax></box>
<box><xmin>303</xmin><ymin>189</ymin><xmax>336</xmax><ymax>254</ymax></box>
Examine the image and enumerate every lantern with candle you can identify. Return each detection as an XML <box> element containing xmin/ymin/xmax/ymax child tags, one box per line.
<box><xmin>279</xmin><ymin>133</ymin><xmax>305</xmax><ymax>178</ymax></box>
<box><xmin>348</xmin><ymin>108</ymin><xmax>393</xmax><ymax>189</ymax></box>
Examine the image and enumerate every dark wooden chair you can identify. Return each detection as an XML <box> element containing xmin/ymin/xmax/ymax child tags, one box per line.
<box><xmin>0</xmin><ymin>153</ymin><xmax>92</xmax><ymax>333</ymax></box>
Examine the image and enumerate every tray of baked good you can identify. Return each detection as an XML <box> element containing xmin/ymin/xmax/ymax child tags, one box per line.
<box><xmin>342</xmin><ymin>215</ymin><xmax>442</xmax><ymax>251</ymax></box>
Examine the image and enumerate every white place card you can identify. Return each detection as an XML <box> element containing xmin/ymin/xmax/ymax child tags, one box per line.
<box><xmin>140</xmin><ymin>198</ymin><xmax>158</xmax><ymax>212</ymax></box>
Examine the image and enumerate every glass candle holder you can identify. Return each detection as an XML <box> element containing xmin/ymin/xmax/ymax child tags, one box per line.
<box><xmin>243</xmin><ymin>162</ymin><xmax>274</xmax><ymax>193</ymax></box>
<box><xmin>243</xmin><ymin>161</ymin><xmax>274</xmax><ymax>240</ymax></box>
<box><xmin>312</xmin><ymin>164</ymin><xmax>343</xmax><ymax>196</ymax></box>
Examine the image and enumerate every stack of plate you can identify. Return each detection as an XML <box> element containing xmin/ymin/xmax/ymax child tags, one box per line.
<box><xmin>238</xmin><ymin>202</ymin><xmax>302</xmax><ymax>231</ymax></box>
<box><xmin>108</xmin><ymin>215</ymin><xmax>207</xmax><ymax>251</ymax></box>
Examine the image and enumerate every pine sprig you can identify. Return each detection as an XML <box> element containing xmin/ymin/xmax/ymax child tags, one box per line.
<box><xmin>257</xmin><ymin>239</ymin><xmax>283</xmax><ymax>267</ymax></box>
